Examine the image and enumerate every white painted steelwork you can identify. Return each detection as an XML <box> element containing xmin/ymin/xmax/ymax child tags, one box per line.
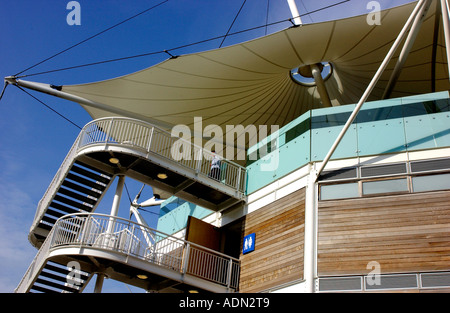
<box><xmin>78</xmin><ymin>117</ymin><xmax>247</xmax><ymax>194</ymax></box>
<box><xmin>17</xmin><ymin>213</ymin><xmax>240</xmax><ymax>293</ymax></box>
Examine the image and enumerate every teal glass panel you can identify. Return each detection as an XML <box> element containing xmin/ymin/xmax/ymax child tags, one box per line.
<box><xmin>245</xmin><ymin>153</ymin><xmax>280</xmax><ymax>194</ymax></box>
<box><xmin>398</xmin><ymin>91</ymin><xmax>450</xmax><ymax>105</ymax></box>
<box><xmin>362</xmin><ymin>178</ymin><xmax>408</xmax><ymax>195</ymax></box>
<box><xmin>356</xmin><ymin>99</ymin><xmax>403</xmax><ymax>123</ymax></box>
<box><xmin>311</xmin><ymin>125</ymin><xmax>358</xmax><ymax>161</ymax></box>
<box><xmin>320</xmin><ymin>183</ymin><xmax>359</xmax><ymax>200</ymax></box>
<box><xmin>246</xmin><ymin>131</ymin><xmax>310</xmax><ymax>194</ymax></box>
<box><xmin>404</xmin><ymin>99</ymin><xmax>450</xmax><ymax>151</ymax></box>
<box><xmin>285</xmin><ymin>118</ymin><xmax>311</xmax><ymax>144</ymax></box>
<box><xmin>412</xmin><ymin>173</ymin><xmax>450</xmax><ymax>192</ymax></box>
<box><xmin>272</xmin><ymin>129</ymin><xmax>310</xmax><ymax>181</ymax></box>
<box><xmin>245</xmin><ymin>91</ymin><xmax>450</xmax><ymax>196</ymax></box>
<box><xmin>158</xmin><ymin>196</ymin><xmax>186</xmax><ymax>217</ymax></box>
<box><xmin>357</xmin><ymin>100</ymin><xmax>407</xmax><ymax>155</ymax></box>
<box><xmin>311</xmin><ymin>104</ymin><xmax>357</xmax><ymax>161</ymax></box>
<box><xmin>157</xmin><ymin>197</ymin><xmax>212</xmax><ymax>235</ymax></box>
<box><xmin>246</xmin><ymin>111</ymin><xmax>311</xmax><ymax>194</ymax></box>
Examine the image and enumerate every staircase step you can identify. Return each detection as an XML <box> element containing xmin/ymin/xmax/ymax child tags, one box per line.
<box><xmin>74</xmin><ymin>160</ymin><xmax>111</xmax><ymax>177</ymax></box>
<box><xmin>45</xmin><ymin>262</ymin><xmax>90</xmax><ymax>280</ymax></box>
<box><xmin>41</xmin><ymin>215</ymin><xmax>58</xmax><ymax>226</ymax></box>
<box><xmin>71</xmin><ymin>164</ymin><xmax>111</xmax><ymax>184</ymax></box>
<box><xmin>46</xmin><ymin>208</ymin><xmax>67</xmax><ymax>220</ymax></box>
<box><xmin>66</xmin><ymin>173</ymin><xmax>107</xmax><ymax>191</ymax></box>
<box><xmin>37</xmin><ymin>222</ymin><xmax>53</xmax><ymax>231</ymax></box>
<box><xmin>62</xmin><ymin>181</ymin><xmax>102</xmax><ymax>198</ymax></box>
<box><xmin>30</xmin><ymin>285</ymin><xmax>59</xmax><ymax>293</ymax></box>
<box><xmin>27</xmin><ymin>262</ymin><xmax>91</xmax><ymax>293</ymax></box>
<box><xmin>35</xmin><ymin>278</ymin><xmax>79</xmax><ymax>293</ymax></box>
<box><xmin>40</xmin><ymin>270</ymin><xmax>70</xmax><ymax>283</ymax></box>
<box><xmin>54</xmin><ymin>194</ymin><xmax>93</xmax><ymax>211</ymax></box>
<box><xmin>58</xmin><ymin>187</ymin><xmax>97</xmax><ymax>205</ymax></box>
<box><xmin>50</xmin><ymin>202</ymin><xmax>82</xmax><ymax>215</ymax></box>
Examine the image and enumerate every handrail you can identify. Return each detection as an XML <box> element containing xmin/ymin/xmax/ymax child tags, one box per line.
<box><xmin>49</xmin><ymin>213</ymin><xmax>240</xmax><ymax>290</ymax></box>
<box><xmin>30</xmin><ymin>135</ymin><xmax>84</xmax><ymax>241</ymax></box>
<box><xmin>78</xmin><ymin>117</ymin><xmax>247</xmax><ymax>193</ymax></box>
<box><xmin>30</xmin><ymin>117</ymin><xmax>247</xmax><ymax>245</ymax></box>
<box><xmin>16</xmin><ymin>226</ymin><xmax>61</xmax><ymax>293</ymax></box>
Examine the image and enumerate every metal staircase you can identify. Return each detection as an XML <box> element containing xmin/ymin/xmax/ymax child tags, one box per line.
<box><xmin>19</xmin><ymin>117</ymin><xmax>245</xmax><ymax>293</ymax></box>
<box><xmin>28</xmin><ymin>261</ymin><xmax>92</xmax><ymax>293</ymax></box>
<box><xmin>29</xmin><ymin>117</ymin><xmax>247</xmax><ymax>248</ymax></box>
<box><xmin>30</xmin><ymin>160</ymin><xmax>114</xmax><ymax>247</ymax></box>
<box><xmin>17</xmin><ymin>213</ymin><xmax>240</xmax><ymax>293</ymax></box>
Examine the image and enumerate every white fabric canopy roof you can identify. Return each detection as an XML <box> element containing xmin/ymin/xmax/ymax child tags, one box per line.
<box><xmin>61</xmin><ymin>1</ymin><xmax>449</xmax><ymax>145</ymax></box>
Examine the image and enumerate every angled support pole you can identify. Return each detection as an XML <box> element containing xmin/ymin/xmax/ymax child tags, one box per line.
<box><xmin>3</xmin><ymin>76</ymin><xmax>174</xmax><ymax>130</ymax></box>
<box><xmin>314</xmin><ymin>0</ymin><xmax>428</xmax><ymax>182</ymax></box>
<box><xmin>303</xmin><ymin>0</ymin><xmax>429</xmax><ymax>294</ymax></box>
<box><xmin>382</xmin><ymin>0</ymin><xmax>433</xmax><ymax>99</ymax></box>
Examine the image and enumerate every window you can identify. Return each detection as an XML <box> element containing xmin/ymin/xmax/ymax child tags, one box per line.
<box><xmin>412</xmin><ymin>173</ymin><xmax>450</xmax><ymax>192</ymax></box>
<box><xmin>320</xmin><ymin>183</ymin><xmax>359</xmax><ymax>200</ymax></box>
<box><xmin>362</xmin><ymin>178</ymin><xmax>409</xmax><ymax>196</ymax></box>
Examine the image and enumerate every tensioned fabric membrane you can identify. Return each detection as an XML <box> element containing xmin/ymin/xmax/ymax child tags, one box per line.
<box><xmin>61</xmin><ymin>1</ymin><xmax>449</xmax><ymax>150</ymax></box>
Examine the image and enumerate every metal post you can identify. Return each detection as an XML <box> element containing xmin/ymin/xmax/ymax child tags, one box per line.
<box><xmin>383</xmin><ymin>0</ymin><xmax>432</xmax><ymax>99</ymax></box>
<box><xmin>226</xmin><ymin>259</ymin><xmax>234</xmax><ymax>289</ymax></box>
<box><xmin>441</xmin><ymin>0</ymin><xmax>450</xmax><ymax>79</ymax></box>
<box><xmin>182</xmin><ymin>243</ymin><xmax>191</xmax><ymax>274</ymax></box>
<box><xmin>106</xmin><ymin>175</ymin><xmax>125</xmax><ymax>235</ymax></box>
<box><xmin>93</xmin><ymin>273</ymin><xmax>105</xmax><ymax>293</ymax></box>
<box><xmin>287</xmin><ymin>0</ymin><xmax>302</xmax><ymax>26</ymax></box>
<box><xmin>315</xmin><ymin>0</ymin><xmax>427</xmax><ymax>180</ymax></box>
<box><xmin>195</xmin><ymin>148</ymin><xmax>203</xmax><ymax>174</ymax></box>
<box><xmin>311</xmin><ymin>63</ymin><xmax>333</xmax><ymax>108</ymax></box>
<box><xmin>236</xmin><ymin>167</ymin><xmax>242</xmax><ymax>193</ymax></box>
<box><xmin>3</xmin><ymin>77</ymin><xmax>174</xmax><ymax>130</ymax></box>
<box><xmin>147</xmin><ymin>127</ymin><xmax>155</xmax><ymax>152</ymax></box>
<box><xmin>303</xmin><ymin>165</ymin><xmax>317</xmax><ymax>293</ymax></box>
<box><xmin>79</xmin><ymin>215</ymin><xmax>90</xmax><ymax>246</ymax></box>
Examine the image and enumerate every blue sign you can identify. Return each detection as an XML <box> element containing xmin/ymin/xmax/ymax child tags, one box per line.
<box><xmin>243</xmin><ymin>233</ymin><xmax>256</xmax><ymax>254</ymax></box>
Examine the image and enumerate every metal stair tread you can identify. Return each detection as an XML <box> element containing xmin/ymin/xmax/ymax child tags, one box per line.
<box><xmin>66</xmin><ymin>173</ymin><xmax>107</xmax><ymax>191</ymax></box>
<box><xmin>71</xmin><ymin>164</ymin><xmax>111</xmax><ymax>184</ymax></box>
<box><xmin>58</xmin><ymin>186</ymin><xmax>97</xmax><ymax>205</ymax></box>
<box><xmin>53</xmin><ymin>194</ymin><xmax>93</xmax><ymax>211</ymax></box>
<box><xmin>61</xmin><ymin>180</ymin><xmax>102</xmax><ymax>198</ymax></box>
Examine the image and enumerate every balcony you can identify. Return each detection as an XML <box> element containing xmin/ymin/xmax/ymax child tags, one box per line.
<box><xmin>17</xmin><ymin>213</ymin><xmax>240</xmax><ymax>293</ymax></box>
<box><xmin>30</xmin><ymin>117</ymin><xmax>247</xmax><ymax>247</ymax></box>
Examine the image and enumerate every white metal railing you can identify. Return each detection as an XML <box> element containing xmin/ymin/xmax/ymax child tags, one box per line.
<box><xmin>78</xmin><ymin>117</ymin><xmax>247</xmax><ymax>194</ymax></box>
<box><xmin>30</xmin><ymin>117</ymin><xmax>247</xmax><ymax>245</ymax></box>
<box><xmin>15</xmin><ymin>228</ymin><xmax>56</xmax><ymax>293</ymax></box>
<box><xmin>31</xmin><ymin>137</ymin><xmax>82</xmax><ymax>234</ymax></box>
<box><xmin>49</xmin><ymin>213</ymin><xmax>240</xmax><ymax>290</ymax></box>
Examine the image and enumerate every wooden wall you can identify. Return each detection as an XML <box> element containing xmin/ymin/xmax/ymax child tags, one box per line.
<box><xmin>318</xmin><ymin>190</ymin><xmax>450</xmax><ymax>277</ymax></box>
<box><xmin>239</xmin><ymin>188</ymin><xmax>305</xmax><ymax>293</ymax></box>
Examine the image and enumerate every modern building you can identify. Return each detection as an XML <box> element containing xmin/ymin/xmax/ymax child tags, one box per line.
<box><xmin>6</xmin><ymin>0</ymin><xmax>450</xmax><ymax>293</ymax></box>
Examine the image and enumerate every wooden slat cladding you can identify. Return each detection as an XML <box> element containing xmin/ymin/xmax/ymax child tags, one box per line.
<box><xmin>239</xmin><ymin>188</ymin><xmax>305</xmax><ymax>293</ymax></box>
<box><xmin>318</xmin><ymin>190</ymin><xmax>450</xmax><ymax>277</ymax></box>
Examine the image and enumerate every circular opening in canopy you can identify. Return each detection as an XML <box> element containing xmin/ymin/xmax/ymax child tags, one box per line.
<box><xmin>290</xmin><ymin>62</ymin><xmax>333</xmax><ymax>86</ymax></box>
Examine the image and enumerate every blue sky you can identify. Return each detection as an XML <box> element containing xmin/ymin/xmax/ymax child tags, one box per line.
<box><xmin>0</xmin><ymin>0</ymin><xmax>413</xmax><ymax>293</ymax></box>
